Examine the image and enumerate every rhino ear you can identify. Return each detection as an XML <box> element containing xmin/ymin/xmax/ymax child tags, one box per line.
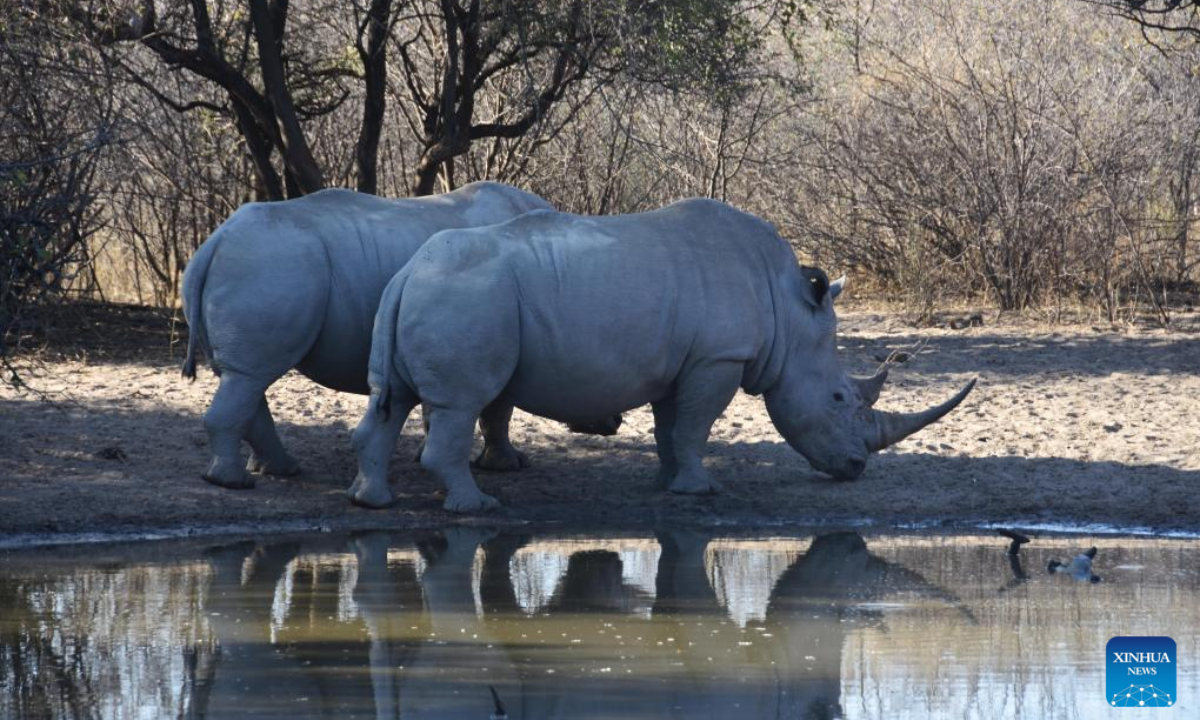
<box><xmin>799</xmin><ymin>266</ymin><xmax>830</xmax><ymax>307</ymax></box>
<box><xmin>829</xmin><ymin>275</ymin><xmax>846</xmax><ymax>302</ymax></box>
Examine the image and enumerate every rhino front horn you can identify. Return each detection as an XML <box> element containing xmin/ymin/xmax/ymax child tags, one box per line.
<box><xmin>867</xmin><ymin>378</ymin><xmax>977</xmax><ymax>451</ymax></box>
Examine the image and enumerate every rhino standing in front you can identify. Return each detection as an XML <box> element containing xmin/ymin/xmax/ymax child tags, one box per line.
<box><xmin>181</xmin><ymin>182</ymin><xmax>554</xmax><ymax>493</ymax></box>
<box><xmin>352</xmin><ymin>199</ymin><xmax>975</xmax><ymax>512</ymax></box>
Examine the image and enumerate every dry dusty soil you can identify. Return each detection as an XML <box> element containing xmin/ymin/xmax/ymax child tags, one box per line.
<box><xmin>2</xmin><ymin>303</ymin><xmax>1199</xmax><ymax>543</ymax></box>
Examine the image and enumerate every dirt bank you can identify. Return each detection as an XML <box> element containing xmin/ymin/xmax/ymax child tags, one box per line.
<box><xmin>2</xmin><ymin>304</ymin><xmax>1198</xmax><ymax>542</ymax></box>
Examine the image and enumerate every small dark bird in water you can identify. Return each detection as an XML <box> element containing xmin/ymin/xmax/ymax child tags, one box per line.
<box><xmin>1049</xmin><ymin>547</ymin><xmax>1101</xmax><ymax>583</ymax></box>
<box><xmin>997</xmin><ymin>529</ymin><xmax>1031</xmax><ymax>556</ymax></box>
<box><xmin>489</xmin><ymin>685</ymin><xmax>507</xmax><ymax>720</ymax></box>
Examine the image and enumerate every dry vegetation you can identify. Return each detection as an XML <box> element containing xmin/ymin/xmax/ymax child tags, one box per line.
<box><xmin>4</xmin><ymin>0</ymin><xmax>1200</xmax><ymax>366</ymax></box>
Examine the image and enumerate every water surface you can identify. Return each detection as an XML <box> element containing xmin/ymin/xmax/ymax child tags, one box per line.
<box><xmin>1</xmin><ymin>528</ymin><xmax>1196</xmax><ymax>718</ymax></box>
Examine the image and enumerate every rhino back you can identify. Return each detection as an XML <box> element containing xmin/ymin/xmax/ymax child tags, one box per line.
<box><xmin>404</xmin><ymin>201</ymin><xmax>797</xmax><ymax>420</ymax></box>
<box><xmin>201</xmin><ymin>184</ymin><xmax>547</xmax><ymax>391</ymax></box>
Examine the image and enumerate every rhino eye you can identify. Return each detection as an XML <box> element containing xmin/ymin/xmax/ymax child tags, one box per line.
<box><xmin>833</xmin><ymin>392</ymin><xmax>845</xmax><ymax>402</ymax></box>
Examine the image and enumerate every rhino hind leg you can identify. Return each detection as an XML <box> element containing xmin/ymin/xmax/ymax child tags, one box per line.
<box><xmin>473</xmin><ymin>401</ymin><xmax>530</xmax><ymax>472</ymax></box>
<box><xmin>660</xmin><ymin>362</ymin><xmax>742</xmax><ymax>495</ymax></box>
<box><xmin>245</xmin><ymin>398</ymin><xmax>301</xmax><ymax>476</ymax></box>
<box><xmin>651</xmin><ymin>400</ymin><xmax>678</xmax><ymax>489</ymax></box>
<box><xmin>412</xmin><ymin>403</ymin><xmax>432</xmax><ymax>463</ymax></box>
<box><xmin>421</xmin><ymin>407</ymin><xmax>500</xmax><ymax>514</ymax></box>
<box><xmin>415</xmin><ymin>401</ymin><xmax>529</xmax><ymax>470</ymax></box>
<box><xmin>203</xmin><ymin>372</ymin><xmax>274</xmax><ymax>489</ymax></box>
<box><xmin>349</xmin><ymin>390</ymin><xmax>418</xmax><ymax>509</ymax></box>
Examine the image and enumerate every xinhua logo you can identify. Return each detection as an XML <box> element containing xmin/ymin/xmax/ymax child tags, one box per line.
<box><xmin>1106</xmin><ymin>636</ymin><xmax>1177</xmax><ymax>708</ymax></box>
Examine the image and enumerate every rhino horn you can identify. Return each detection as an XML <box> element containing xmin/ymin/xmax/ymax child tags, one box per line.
<box><xmin>829</xmin><ymin>275</ymin><xmax>846</xmax><ymax>301</ymax></box>
<box><xmin>852</xmin><ymin>366</ymin><xmax>888</xmax><ymax>407</ymax></box>
<box><xmin>867</xmin><ymin>378</ymin><xmax>976</xmax><ymax>451</ymax></box>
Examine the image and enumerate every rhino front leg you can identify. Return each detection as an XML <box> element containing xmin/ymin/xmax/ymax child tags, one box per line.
<box><xmin>245</xmin><ymin>399</ymin><xmax>300</xmax><ymax>476</ymax></box>
<box><xmin>203</xmin><ymin>372</ymin><xmax>273</xmax><ymax>489</ymax></box>
<box><xmin>662</xmin><ymin>362</ymin><xmax>742</xmax><ymax>495</ymax></box>
<box><xmin>474</xmin><ymin>401</ymin><xmax>531</xmax><ymax>472</ymax></box>
<box><xmin>350</xmin><ymin>391</ymin><xmax>418</xmax><ymax>508</ymax></box>
<box><xmin>421</xmin><ymin>407</ymin><xmax>500</xmax><ymax>514</ymax></box>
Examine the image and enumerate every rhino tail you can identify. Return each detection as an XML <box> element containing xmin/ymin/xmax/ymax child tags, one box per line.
<box><xmin>368</xmin><ymin>269</ymin><xmax>412</xmax><ymax>421</ymax></box>
<box><xmin>180</xmin><ymin>229</ymin><xmax>223</xmax><ymax>380</ymax></box>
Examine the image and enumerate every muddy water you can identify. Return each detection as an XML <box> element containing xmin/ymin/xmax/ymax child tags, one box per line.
<box><xmin>0</xmin><ymin>529</ymin><xmax>1196</xmax><ymax>719</ymax></box>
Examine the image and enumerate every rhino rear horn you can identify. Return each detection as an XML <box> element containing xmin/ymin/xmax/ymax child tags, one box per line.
<box><xmin>852</xmin><ymin>366</ymin><xmax>888</xmax><ymax>407</ymax></box>
<box><xmin>867</xmin><ymin>378</ymin><xmax>976</xmax><ymax>451</ymax></box>
<box><xmin>829</xmin><ymin>275</ymin><xmax>846</xmax><ymax>301</ymax></box>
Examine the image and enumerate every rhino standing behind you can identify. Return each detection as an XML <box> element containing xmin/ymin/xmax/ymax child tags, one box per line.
<box><xmin>181</xmin><ymin>182</ymin><xmax>553</xmax><ymax>492</ymax></box>
<box><xmin>352</xmin><ymin>200</ymin><xmax>975</xmax><ymax>512</ymax></box>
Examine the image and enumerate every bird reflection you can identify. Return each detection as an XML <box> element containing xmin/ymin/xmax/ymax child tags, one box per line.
<box><xmin>997</xmin><ymin>529</ymin><xmax>1031</xmax><ymax>593</ymax></box>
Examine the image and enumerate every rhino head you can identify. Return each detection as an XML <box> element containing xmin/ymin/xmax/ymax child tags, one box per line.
<box><xmin>764</xmin><ymin>274</ymin><xmax>975</xmax><ymax>480</ymax></box>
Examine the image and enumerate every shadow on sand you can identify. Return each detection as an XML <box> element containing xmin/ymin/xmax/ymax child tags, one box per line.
<box><xmin>837</xmin><ymin>327</ymin><xmax>1200</xmax><ymax>379</ymax></box>
<box><xmin>2</xmin><ymin>392</ymin><xmax>1197</xmax><ymax>535</ymax></box>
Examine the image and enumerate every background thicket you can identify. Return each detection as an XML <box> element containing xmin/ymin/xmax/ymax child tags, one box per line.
<box><xmin>4</xmin><ymin>0</ymin><xmax>1200</xmax><ymax>373</ymax></box>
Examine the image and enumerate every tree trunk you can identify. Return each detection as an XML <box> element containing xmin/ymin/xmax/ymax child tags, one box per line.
<box><xmin>410</xmin><ymin>0</ymin><xmax>480</xmax><ymax>196</ymax></box>
<box><xmin>248</xmin><ymin>0</ymin><xmax>325</xmax><ymax>194</ymax></box>
<box><xmin>230</xmin><ymin>95</ymin><xmax>284</xmax><ymax>200</ymax></box>
<box><xmin>413</xmin><ymin>156</ymin><xmax>448</xmax><ymax>196</ymax></box>
<box><xmin>356</xmin><ymin>0</ymin><xmax>393</xmax><ymax>195</ymax></box>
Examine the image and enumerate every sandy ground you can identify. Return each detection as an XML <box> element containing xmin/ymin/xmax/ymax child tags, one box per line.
<box><xmin>2</xmin><ymin>304</ymin><xmax>1199</xmax><ymax>541</ymax></box>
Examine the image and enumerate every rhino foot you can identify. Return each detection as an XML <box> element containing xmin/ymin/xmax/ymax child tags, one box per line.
<box><xmin>443</xmin><ymin>488</ymin><xmax>501</xmax><ymax>514</ymax></box>
<box><xmin>203</xmin><ymin>457</ymin><xmax>256</xmax><ymax>489</ymax></box>
<box><xmin>247</xmin><ymin>453</ymin><xmax>301</xmax><ymax>477</ymax></box>
<box><xmin>473</xmin><ymin>445</ymin><xmax>530</xmax><ymax>472</ymax></box>
<box><xmin>347</xmin><ymin>474</ymin><xmax>396</xmax><ymax>509</ymax></box>
<box><xmin>667</xmin><ymin>470</ymin><xmax>722</xmax><ymax>495</ymax></box>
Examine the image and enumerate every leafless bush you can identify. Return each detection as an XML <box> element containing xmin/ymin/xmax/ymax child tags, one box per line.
<box><xmin>1</xmin><ymin>9</ymin><xmax>113</xmax><ymax>381</ymax></box>
<box><xmin>98</xmin><ymin>74</ymin><xmax>253</xmax><ymax>305</ymax></box>
<box><xmin>785</xmin><ymin>0</ymin><xmax>1200</xmax><ymax>321</ymax></box>
<box><xmin>6</xmin><ymin>0</ymin><xmax>1198</xmax><ymax>324</ymax></box>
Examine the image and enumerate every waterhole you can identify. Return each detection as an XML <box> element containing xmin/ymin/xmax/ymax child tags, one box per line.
<box><xmin>1</xmin><ymin>528</ymin><xmax>1195</xmax><ymax>718</ymax></box>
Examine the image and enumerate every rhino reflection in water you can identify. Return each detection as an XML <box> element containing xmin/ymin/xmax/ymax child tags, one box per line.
<box><xmin>760</xmin><ymin>532</ymin><xmax>978</xmax><ymax>718</ymax></box>
<box><xmin>351</xmin><ymin>532</ymin><xmax>426</xmax><ymax>720</ymax></box>
<box><xmin>177</xmin><ymin>531</ymin><xmax>974</xmax><ymax>719</ymax></box>
<box><xmin>368</xmin><ymin>528</ymin><xmax>524</xmax><ymax>720</ymax></box>
<box><xmin>197</xmin><ymin>542</ymin><xmax>304</xmax><ymax>718</ymax></box>
<box><xmin>199</xmin><ymin>541</ymin><xmax>394</xmax><ymax>718</ymax></box>
<box><xmin>354</xmin><ymin>201</ymin><xmax>976</xmax><ymax>512</ymax></box>
<box><xmin>348</xmin><ymin>530</ymin><xmax>975</xmax><ymax>720</ymax></box>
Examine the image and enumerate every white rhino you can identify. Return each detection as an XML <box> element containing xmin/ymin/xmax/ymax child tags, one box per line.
<box><xmin>353</xmin><ymin>200</ymin><xmax>975</xmax><ymax>512</ymax></box>
<box><xmin>181</xmin><ymin>182</ymin><xmax>553</xmax><ymax>492</ymax></box>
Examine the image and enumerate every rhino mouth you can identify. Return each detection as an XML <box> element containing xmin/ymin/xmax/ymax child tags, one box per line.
<box><xmin>831</xmin><ymin>457</ymin><xmax>867</xmax><ymax>480</ymax></box>
<box><xmin>816</xmin><ymin>456</ymin><xmax>867</xmax><ymax>481</ymax></box>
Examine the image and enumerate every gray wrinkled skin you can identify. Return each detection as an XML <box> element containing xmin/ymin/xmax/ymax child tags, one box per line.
<box><xmin>181</xmin><ymin>182</ymin><xmax>551</xmax><ymax>493</ymax></box>
<box><xmin>354</xmin><ymin>200</ymin><xmax>974</xmax><ymax>513</ymax></box>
